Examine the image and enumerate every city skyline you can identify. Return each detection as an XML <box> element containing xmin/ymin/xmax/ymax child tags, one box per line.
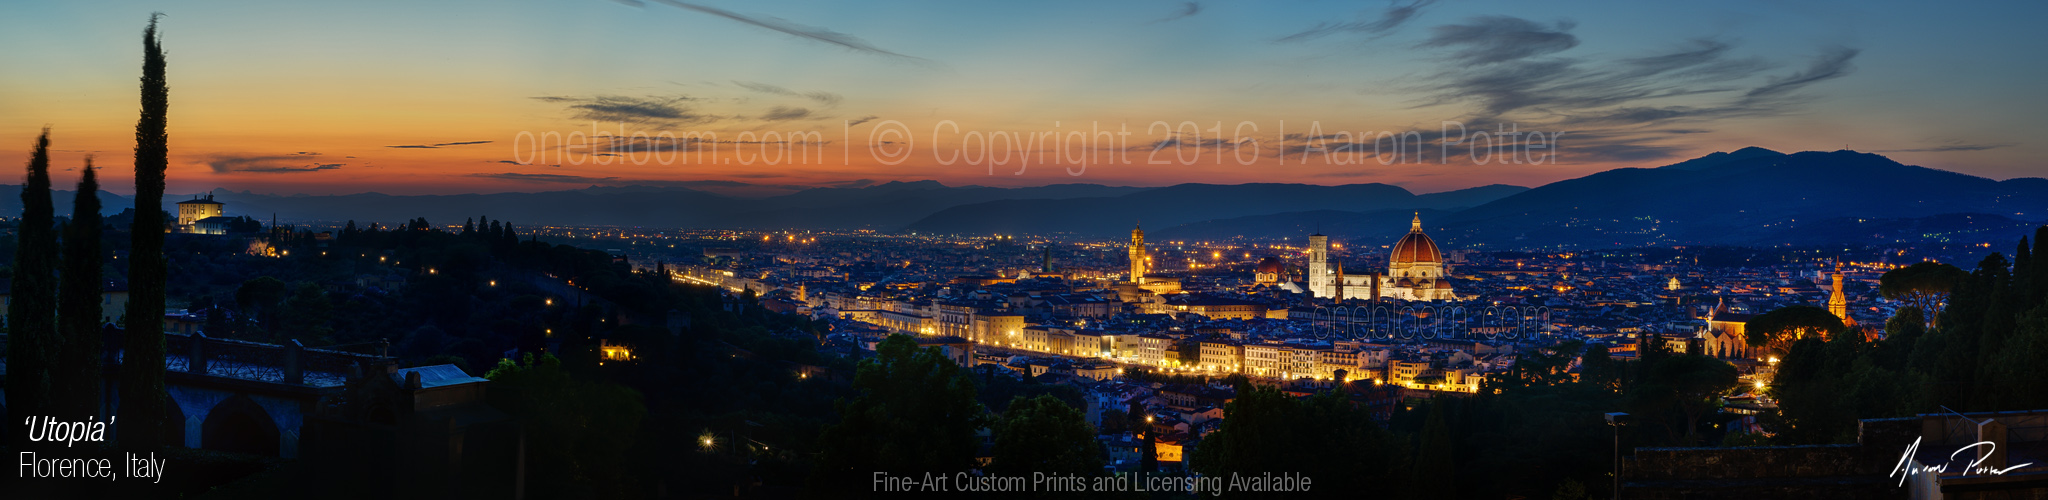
<box><xmin>4</xmin><ymin>0</ymin><xmax>2045</xmax><ymax>196</ymax></box>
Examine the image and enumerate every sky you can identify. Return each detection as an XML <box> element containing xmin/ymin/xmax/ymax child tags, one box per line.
<box><xmin>2</xmin><ymin>0</ymin><xmax>2044</xmax><ymax>196</ymax></box>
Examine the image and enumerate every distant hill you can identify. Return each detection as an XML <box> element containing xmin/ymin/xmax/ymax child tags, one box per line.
<box><xmin>139</xmin><ymin>181</ymin><xmax>1150</xmax><ymax>229</ymax></box>
<box><xmin>899</xmin><ymin>183</ymin><xmax>1529</xmax><ymax>237</ymax></box>
<box><xmin>1426</xmin><ymin>149</ymin><xmax>2048</xmax><ymax>248</ymax></box>
<box><xmin>0</xmin><ymin>185</ymin><xmax>136</xmax><ymax>218</ymax></box>
<box><xmin>0</xmin><ymin>147</ymin><xmax>2035</xmax><ymax>250</ymax></box>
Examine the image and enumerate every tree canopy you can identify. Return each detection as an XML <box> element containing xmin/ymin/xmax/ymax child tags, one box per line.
<box><xmin>1744</xmin><ymin>305</ymin><xmax>1846</xmax><ymax>354</ymax></box>
<box><xmin>1879</xmin><ymin>261</ymin><xmax>1966</xmax><ymax>326</ymax></box>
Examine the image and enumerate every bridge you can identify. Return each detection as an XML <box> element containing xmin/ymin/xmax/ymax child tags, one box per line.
<box><xmin>2</xmin><ymin>330</ymin><xmax>392</xmax><ymax>458</ymax></box>
<box><xmin>157</xmin><ymin>332</ymin><xmax>392</xmax><ymax>458</ymax></box>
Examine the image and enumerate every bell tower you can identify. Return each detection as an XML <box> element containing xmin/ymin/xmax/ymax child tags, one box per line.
<box><xmin>1129</xmin><ymin>222</ymin><xmax>1147</xmax><ymax>284</ymax></box>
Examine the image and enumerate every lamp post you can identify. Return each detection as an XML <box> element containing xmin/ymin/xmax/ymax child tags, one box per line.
<box><xmin>1605</xmin><ymin>412</ymin><xmax>1629</xmax><ymax>500</ymax></box>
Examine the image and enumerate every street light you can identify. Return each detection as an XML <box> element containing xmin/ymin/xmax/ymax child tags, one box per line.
<box><xmin>1605</xmin><ymin>412</ymin><xmax>1629</xmax><ymax>500</ymax></box>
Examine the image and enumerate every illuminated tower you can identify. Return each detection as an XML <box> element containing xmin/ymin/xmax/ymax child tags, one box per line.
<box><xmin>1129</xmin><ymin>222</ymin><xmax>1147</xmax><ymax>284</ymax></box>
<box><xmin>1307</xmin><ymin>233</ymin><xmax>1330</xmax><ymax>297</ymax></box>
<box><xmin>1828</xmin><ymin>260</ymin><xmax>1854</xmax><ymax>326</ymax></box>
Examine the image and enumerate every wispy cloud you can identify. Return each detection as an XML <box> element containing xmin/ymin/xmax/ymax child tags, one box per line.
<box><xmin>735</xmin><ymin>81</ymin><xmax>843</xmax><ymax>106</ymax></box>
<box><xmin>469</xmin><ymin>172</ymin><xmax>619</xmax><ymax>183</ymax></box>
<box><xmin>1417</xmin><ymin>16</ymin><xmax>1578</xmax><ymax>66</ymax></box>
<box><xmin>532</xmin><ymin>95</ymin><xmax>716</xmax><ymax>125</ymax></box>
<box><xmin>1380</xmin><ymin>14</ymin><xmax>1862</xmax><ymax>165</ymax></box>
<box><xmin>1874</xmin><ymin>141</ymin><xmax>2012</xmax><ymax>153</ymax></box>
<box><xmin>1278</xmin><ymin>0</ymin><xmax>1434</xmax><ymax>42</ymax></box>
<box><xmin>733</xmin><ymin>80</ymin><xmax>797</xmax><ymax>96</ymax></box>
<box><xmin>847</xmin><ymin>115</ymin><xmax>879</xmax><ymax>126</ymax></box>
<box><xmin>385</xmin><ymin>140</ymin><xmax>495</xmax><ymax>149</ymax></box>
<box><xmin>204</xmin><ymin>154</ymin><xmax>346</xmax><ymax>173</ymax></box>
<box><xmin>1150</xmin><ymin>2</ymin><xmax>1200</xmax><ymax>24</ymax></box>
<box><xmin>760</xmin><ymin>106</ymin><xmax>813</xmax><ymax>121</ymax></box>
<box><xmin>616</xmin><ymin>0</ymin><xmax>937</xmax><ymax>64</ymax></box>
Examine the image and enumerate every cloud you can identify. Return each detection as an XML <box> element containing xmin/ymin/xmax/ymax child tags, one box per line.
<box><xmin>469</xmin><ymin>172</ymin><xmax>620</xmax><ymax>183</ymax></box>
<box><xmin>203</xmin><ymin>154</ymin><xmax>346</xmax><ymax>173</ymax></box>
<box><xmin>385</xmin><ymin>140</ymin><xmax>495</xmax><ymax>149</ymax></box>
<box><xmin>733</xmin><ymin>81</ymin><xmax>844</xmax><ymax>107</ymax></box>
<box><xmin>805</xmin><ymin>91</ymin><xmax>842</xmax><ymax>106</ymax></box>
<box><xmin>847</xmin><ymin>115</ymin><xmax>879</xmax><ymax>126</ymax></box>
<box><xmin>733</xmin><ymin>80</ymin><xmax>797</xmax><ymax>96</ymax></box>
<box><xmin>1741</xmin><ymin>46</ymin><xmax>1857</xmax><ymax>103</ymax></box>
<box><xmin>1150</xmin><ymin>2</ymin><xmax>1200</xmax><ymax>24</ymax></box>
<box><xmin>1279</xmin><ymin>0</ymin><xmax>1434</xmax><ymax>42</ymax></box>
<box><xmin>622</xmin><ymin>0</ymin><xmax>937</xmax><ymax>64</ymax></box>
<box><xmin>534</xmin><ymin>95</ymin><xmax>716</xmax><ymax>125</ymax></box>
<box><xmin>1874</xmin><ymin>141</ymin><xmax>2011</xmax><ymax>153</ymax></box>
<box><xmin>759</xmin><ymin>106</ymin><xmax>813</xmax><ymax>121</ymax></box>
<box><xmin>1418</xmin><ymin>16</ymin><xmax>1578</xmax><ymax>66</ymax></box>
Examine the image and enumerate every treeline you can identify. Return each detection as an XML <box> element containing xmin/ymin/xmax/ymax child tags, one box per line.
<box><xmin>1186</xmin><ymin>340</ymin><xmax>1737</xmax><ymax>500</ymax></box>
<box><xmin>4</xmin><ymin>129</ymin><xmax>113</xmax><ymax>439</ymax></box>
<box><xmin>6</xmin><ymin>14</ymin><xmax>176</xmax><ymax>461</ymax></box>
<box><xmin>1764</xmin><ymin>226</ymin><xmax>2048</xmax><ymax>443</ymax></box>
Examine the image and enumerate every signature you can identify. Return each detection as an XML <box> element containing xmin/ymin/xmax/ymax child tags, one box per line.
<box><xmin>1892</xmin><ymin>436</ymin><xmax>2036</xmax><ymax>487</ymax></box>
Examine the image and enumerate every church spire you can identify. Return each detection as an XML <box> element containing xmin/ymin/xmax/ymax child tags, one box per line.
<box><xmin>1411</xmin><ymin>212</ymin><xmax>1423</xmax><ymax>232</ymax></box>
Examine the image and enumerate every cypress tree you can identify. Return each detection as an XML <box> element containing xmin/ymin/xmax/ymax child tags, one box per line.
<box><xmin>59</xmin><ymin>160</ymin><xmax>104</xmax><ymax>418</ymax></box>
<box><xmin>6</xmin><ymin>128</ymin><xmax>59</xmax><ymax>441</ymax></box>
<box><xmin>120</xmin><ymin>13</ymin><xmax>172</xmax><ymax>449</ymax></box>
<box><xmin>502</xmin><ymin>223</ymin><xmax>518</xmax><ymax>248</ymax></box>
<box><xmin>2033</xmin><ymin>226</ymin><xmax>2048</xmax><ymax>306</ymax></box>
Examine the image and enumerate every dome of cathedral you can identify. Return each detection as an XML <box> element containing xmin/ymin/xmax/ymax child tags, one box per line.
<box><xmin>1255</xmin><ymin>256</ymin><xmax>1285</xmax><ymax>274</ymax></box>
<box><xmin>1390</xmin><ymin>214</ymin><xmax>1442</xmax><ymax>265</ymax></box>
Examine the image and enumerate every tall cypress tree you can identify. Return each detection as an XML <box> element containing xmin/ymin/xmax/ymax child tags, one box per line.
<box><xmin>120</xmin><ymin>13</ymin><xmax>172</xmax><ymax>448</ymax></box>
<box><xmin>6</xmin><ymin>128</ymin><xmax>59</xmax><ymax>441</ymax></box>
<box><xmin>60</xmin><ymin>160</ymin><xmax>105</xmax><ymax>419</ymax></box>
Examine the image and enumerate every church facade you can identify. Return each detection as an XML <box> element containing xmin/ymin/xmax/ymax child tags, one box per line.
<box><xmin>1305</xmin><ymin>214</ymin><xmax>1457</xmax><ymax>301</ymax></box>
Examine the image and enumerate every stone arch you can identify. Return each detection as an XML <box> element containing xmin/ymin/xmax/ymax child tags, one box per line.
<box><xmin>165</xmin><ymin>399</ymin><xmax>186</xmax><ymax>448</ymax></box>
<box><xmin>202</xmin><ymin>394</ymin><xmax>280</xmax><ymax>456</ymax></box>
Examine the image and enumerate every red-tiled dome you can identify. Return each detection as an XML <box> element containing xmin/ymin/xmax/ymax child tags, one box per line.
<box><xmin>1390</xmin><ymin>214</ymin><xmax>1442</xmax><ymax>265</ymax></box>
<box><xmin>1255</xmin><ymin>256</ymin><xmax>1285</xmax><ymax>274</ymax></box>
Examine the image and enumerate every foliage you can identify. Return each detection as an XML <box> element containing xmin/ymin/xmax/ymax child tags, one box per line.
<box><xmin>1879</xmin><ymin>261</ymin><xmax>1967</xmax><ymax>326</ymax></box>
<box><xmin>1189</xmin><ymin>384</ymin><xmax>1401</xmax><ymax>495</ymax></box>
<box><xmin>485</xmin><ymin>353</ymin><xmax>647</xmax><ymax>499</ymax></box>
<box><xmin>812</xmin><ymin>334</ymin><xmax>988</xmax><ymax>497</ymax></box>
<box><xmin>1633</xmin><ymin>354</ymin><xmax>1738</xmax><ymax>445</ymax></box>
<box><xmin>988</xmin><ymin>394</ymin><xmax>1102</xmax><ymax>480</ymax></box>
<box><xmin>1743</xmin><ymin>305</ymin><xmax>1845</xmax><ymax>354</ymax></box>
<box><xmin>7</xmin><ymin>127</ymin><xmax>58</xmax><ymax>434</ymax></box>
<box><xmin>119</xmin><ymin>13</ymin><xmax>173</xmax><ymax>449</ymax></box>
<box><xmin>58</xmin><ymin>161</ymin><xmax>104</xmax><ymax>418</ymax></box>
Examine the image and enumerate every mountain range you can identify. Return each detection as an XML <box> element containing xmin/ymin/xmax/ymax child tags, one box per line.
<box><xmin>0</xmin><ymin>147</ymin><xmax>2039</xmax><ymax>249</ymax></box>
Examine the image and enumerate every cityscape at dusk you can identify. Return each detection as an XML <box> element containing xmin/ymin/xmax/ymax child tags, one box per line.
<box><xmin>6</xmin><ymin>1</ymin><xmax>2048</xmax><ymax>499</ymax></box>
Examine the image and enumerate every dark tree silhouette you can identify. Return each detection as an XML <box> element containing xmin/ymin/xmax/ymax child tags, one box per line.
<box><xmin>1879</xmin><ymin>261</ymin><xmax>1966</xmax><ymax>327</ymax></box>
<box><xmin>7</xmin><ymin>128</ymin><xmax>59</xmax><ymax>438</ymax></box>
<box><xmin>1744</xmin><ymin>305</ymin><xmax>1846</xmax><ymax>355</ymax></box>
<box><xmin>988</xmin><ymin>394</ymin><xmax>1101</xmax><ymax>479</ymax></box>
<box><xmin>811</xmin><ymin>334</ymin><xmax>987</xmax><ymax>496</ymax></box>
<box><xmin>120</xmin><ymin>13</ymin><xmax>172</xmax><ymax>449</ymax></box>
<box><xmin>59</xmin><ymin>159</ymin><xmax>104</xmax><ymax>418</ymax></box>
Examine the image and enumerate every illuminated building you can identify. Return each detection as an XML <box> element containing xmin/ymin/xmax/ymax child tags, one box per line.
<box><xmin>175</xmin><ymin>194</ymin><xmax>225</xmax><ymax>233</ymax></box>
<box><xmin>1253</xmin><ymin>256</ymin><xmax>1284</xmax><ymax>285</ymax></box>
<box><xmin>1129</xmin><ymin>222</ymin><xmax>1147</xmax><ymax>284</ymax></box>
<box><xmin>1827</xmin><ymin>260</ymin><xmax>1855</xmax><ymax>327</ymax></box>
<box><xmin>1307</xmin><ymin>213</ymin><xmax>1458</xmax><ymax>301</ymax></box>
